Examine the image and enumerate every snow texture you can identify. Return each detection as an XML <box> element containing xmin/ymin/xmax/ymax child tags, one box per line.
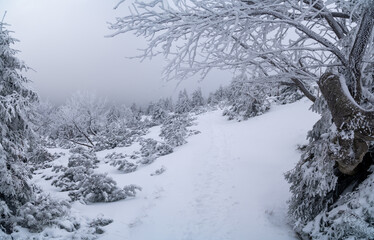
<box><xmin>30</xmin><ymin>99</ymin><xmax>318</xmax><ymax>240</ymax></box>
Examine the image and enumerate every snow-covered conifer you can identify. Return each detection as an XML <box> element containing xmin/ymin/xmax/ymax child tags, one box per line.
<box><xmin>175</xmin><ymin>89</ymin><xmax>192</xmax><ymax>114</ymax></box>
<box><xmin>151</xmin><ymin>100</ymin><xmax>169</xmax><ymax>125</ymax></box>
<box><xmin>223</xmin><ymin>77</ymin><xmax>270</xmax><ymax>121</ymax></box>
<box><xmin>191</xmin><ymin>88</ymin><xmax>205</xmax><ymax>109</ymax></box>
<box><xmin>160</xmin><ymin>114</ymin><xmax>191</xmax><ymax>147</ymax></box>
<box><xmin>0</xmin><ymin>22</ymin><xmax>38</xmax><ymax>233</ymax></box>
<box><xmin>69</xmin><ymin>173</ymin><xmax>141</xmax><ymax>204</ymax></box>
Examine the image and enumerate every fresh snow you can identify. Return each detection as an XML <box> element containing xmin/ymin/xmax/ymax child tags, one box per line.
<box><xmin>34</xmin><ymin>99</ymin><xmax>319</xmax><ymax>240</ymax></box>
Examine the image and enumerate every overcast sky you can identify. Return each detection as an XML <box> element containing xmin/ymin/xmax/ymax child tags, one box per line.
<box><xmin>2</xmin><ymin>0</ymin><xmax>232</xmax><ymax>106</ymax></box>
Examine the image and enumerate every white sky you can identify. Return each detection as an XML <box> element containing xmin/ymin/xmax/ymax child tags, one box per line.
<box><xmin>2</xmin><ymin>0</ymin><xmax>232</xmax><ymax>105</ymax></box>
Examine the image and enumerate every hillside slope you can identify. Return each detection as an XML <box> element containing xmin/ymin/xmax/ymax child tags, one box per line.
<box><xmin>35</xmin><ymin>99</ymin><xmax>320</xmax><ymax>240</ymax></box>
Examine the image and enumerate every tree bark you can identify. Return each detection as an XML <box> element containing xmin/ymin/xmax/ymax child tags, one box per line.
<box><xmin>318</xmin><ymin>72</ymin><xmax>374</xmax><ymax>175</ymax></box>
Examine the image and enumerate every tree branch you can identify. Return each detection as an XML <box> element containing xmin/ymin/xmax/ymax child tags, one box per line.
<box><xmin>303</xmin><ymin>0</ymin><xmax>345</xmax><ymax>39</ymax></box>
<box><xmin>291</xmin><ymin>78</ymin><xmax>316</xmax><ymax>102</ymax></box>
<box><xmin>64</xmin><ymin>138</ymin><xmax>94</xmax><ymax>148</ymax></box>
<box><xmin>348</xmin><ymin>3</ymin><xmax>374</xmax><ymax>103</ymax></box>
<box><xmin>73</xmin><ymin>121</ymin><xmax>94</xmax><ymax>147</ymax></box>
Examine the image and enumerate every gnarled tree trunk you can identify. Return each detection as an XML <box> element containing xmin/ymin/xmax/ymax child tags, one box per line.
<box><xmin>318</xmin><ymin>72</ymin><xmax>374</xmax><ymax>175</ymax></box>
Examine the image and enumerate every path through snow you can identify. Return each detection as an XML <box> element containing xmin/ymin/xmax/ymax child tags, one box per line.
<box><xmin>72</xmin><ymin>99</ymin><xmax>319</xmax><ymax>240</ymax></box>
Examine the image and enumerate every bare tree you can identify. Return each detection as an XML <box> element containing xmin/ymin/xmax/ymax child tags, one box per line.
<box><xmin>54</xmin><ymin>92</ymin><xmax>107</xmax><ymax>148</ymax></box>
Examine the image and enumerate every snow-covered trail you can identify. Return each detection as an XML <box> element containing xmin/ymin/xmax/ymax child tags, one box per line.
<box><xmin>76</xmin><ymin>99</ymin><xmax>319</xmax><ymax>240</ymax></box>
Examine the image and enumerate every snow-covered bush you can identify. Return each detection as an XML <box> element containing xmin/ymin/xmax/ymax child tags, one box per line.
<box><xmin>15</xmin><ymin>193</ymin><xmax>74</xmax><ymax>233</ymax></box>
<box><xmin>52</xmin><ymin>166</ymin><xmax>93</xmax><ymax>191</ymax></box>
<box><xmin>69</xmin><ymin>173</ymin><xmax>141</xmax><ymax>203</ymax></box>
<box><xmin>151</xmin><ymin>100</ymin><xmax>169</xmax><ymax>125</ymax></box>
<box><xmin>140</xmin><ymin>138</ymin><xmax>173</xmax><ymax>158</ymax></box>
<box><xmin>0</xmin><ymin>22</ymin><xmax>38</xmax><ymax>234</ymax></box>
<box><xmin>284</xmin><ymin>96</ymin><xmax>374</xmax><ymax>239</ymax></box>
<box><xmin>28</xmin><ymin>147</ymin><xmax>54</xmax><ymax>171</ymax></box>
<box><xmin>105</xmin><ymin>152</ymin><xmax>126</xmax><ymax>160</ymax></box>
<box><xmin>112</xmin><ymin>159</ymin><xmax>138</xmax><ymax>173</ymax></box>
<box><xmin>88</xmin><ymin>217</ymin><xmax>113</xmax><ymax>235</ymax></box>
<box><xmin>285</xmin><ymin>98</ymin><xmax>337</xmax><ymax>230</ymax></box>
<box><xmin>117</xmin><ymin>160</ymin><xmax>138</xmax><ymax>173</ymax></box>
<box><xmin>106</xmin><ymin>153</ymin><xmax>138</xmax><ymax>173</ymax></box>
<box><xmin>95</xmin><ymin>105</ymin><xmax>146</xmax><ymax>150</ymax></box>
<box><xmin>274</xmin><ymin>84</ymin><xmax>305</xmax><ymax>105</ymax></box>
<box><xmin>303</xmin><ymin>168</ymin><xmax>374</xmax><ymax>239</ymax></box>
<box><xmin>150</xmin><ymin>166</ymin><xmax>166</xmax><ymax>176</ymax></box>
<box><xmin>160</xmin><ymin>114</ymin><xmax>193</xmax><ymax>147</ymax></box>
<box><xmin>137</xmin><ymin>155</ymin><xmax>157</xmax><ymax>165</ymax></box>
<box><xmin>53</xmin><ymin>149</ymin><xmax>141</xmax><ymax>204</ymax></box>
<box><xmin>223</xmin><ymin>79</ymin><xmax>270</xmax><ymax>121</ymax></box>
<box><xmin>68</xmin><ymin>148</ymin><xmax>99</xmax><ymax>169</ymax></box>
<box><xmin>52</xmin><ymin>148</ymin><xmax>97</xmax><ymax>191</ymax></box>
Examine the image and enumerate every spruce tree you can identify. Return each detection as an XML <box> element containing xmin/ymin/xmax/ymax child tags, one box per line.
<box><xmin>0</xmin><ymin>22</ymin><xmax>38</xmax><ymax>233</ymax></box>
<box><xmin>191</xmin><ymin>88</ymin><xmax>205</xmax><ymax>109</ymax></box>
<box><xmin>175</xmin><ymin>89</ymin><xmax>191</xmax><ymax>114</ymax></box>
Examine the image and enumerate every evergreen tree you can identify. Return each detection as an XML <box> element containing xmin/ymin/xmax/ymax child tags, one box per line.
<box><xmin>151</xmin><ymin>99</ymin><xmax>169</xmax><ymax>125</ymax></box>
<box><xmin>163</xmin><ymin>97</ymin><xmax>174</xmax><ymax>112</ymax></box>
<box><xmin>191</xmin><ymin>88</ymin><xmax>205</xmax><ymax>109</ymax></box>
<box><xmin>0</xmin><ymin>22</ymin><xmax>38</xmax><ymax>233</ymax></box>
<box><xmin>223</xmin><ymin>77</ymin><xmax>270</xmax><ymax>121</ymax></box>
<box><xmin>130</xmin><ymin>102</ymin><xmax>142</xmax><ymax>121</ymax></box>
<box><xmin>175</xmin><ymin>89</ymin><xmax>191</xmax><ymax>114</ymax></box>
<box><xmin>146</xmin><ymin>101</ymin><xmax>155</xmax><ymax>115</ymax></box>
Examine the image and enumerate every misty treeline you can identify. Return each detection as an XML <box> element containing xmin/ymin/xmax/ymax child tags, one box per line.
<box><xmin>33</xmin><ymin>80</ymin><xmax>302</xmax><ymax>151</ymax></box>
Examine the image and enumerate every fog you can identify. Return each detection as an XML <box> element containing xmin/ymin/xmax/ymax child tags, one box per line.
<box><xmin>3</xmin><ymin>0</ymin><xmax>232</xmax><ymax>105</ymax></box>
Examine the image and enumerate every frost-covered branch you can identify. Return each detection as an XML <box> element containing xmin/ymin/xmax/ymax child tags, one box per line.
<box><xmin>110</xmin><ymin>0</ymin><xmax>373</xmax><ymax>105</ymax></box>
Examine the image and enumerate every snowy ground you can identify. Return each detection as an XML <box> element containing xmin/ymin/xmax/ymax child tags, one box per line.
<box><xmin>34</xmin><ymin>99</ymin><xmax>320</xmax><ymax>240</ymax></box>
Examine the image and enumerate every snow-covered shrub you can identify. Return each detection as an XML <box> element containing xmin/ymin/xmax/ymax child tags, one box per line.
<box><xmin>52</xmin><ymin>166</ymin><xmax>93</xmax><ymax>191</ymax></box>
<box><xmin>106</xmin><ymin>153</ymin><xmax>138</xmax><ymax>173</ymax></box>
<box><xmin>15</xmin><ymin>193</ymin><xmax>74</xmax><ymax>233</ymax></box>
<box><xmin>0</xmin><ymin>200</ymin><xmax>11</xmax><ymax>233</ymax></box>
<box><xmin>88</xmin><ymin>217</ymin><xmax>113</xmax><ymax>235</ymax></box>
<box><xmin>69</xmin><ymin>173</ymin><xmax>141</xmax><ymax>203</ymax></box>
<box><xmin>151</xmin><ymin>101</ymin><xmax>169</xmax><ymax>125</ymax></box>
<box><xmin>95</xmin><ymin>128</ymin><xmax>132</xmax><ymax>151</ymax></box>
<box><xmin>68</xmin><ymin>151</ymin><xmax>99</xmax><ymax>170</ymax></box>
<box><xmin>51</xmin><ymin>148</ymin><xmax>99</xmax><ymax>191</ymax></box>
<box><xmin>69</xmin><ymin>146</ymin><xmax>88</xmax><ymax>154</ymax></box>
<box><xmin>112</xmin><ymin>159</ymin><xmax>138</xmax><ymax>173</ymax></box>
<box><xmin>302</xmin><ymin>168</ymin><xmax>374</xmax><ymax>239</ymax></box>
<box><xmin>51</xmin><ymin>148</ymin><xmax>98</xmax><ymax>191</ymax></box>
<box><xmin>150</xmin><ymin>166</ymin><xmax>166</xmax><ymax>176</ymax></box>
<box><xmin>140</xmin><ymin>138</ymin><xmax>173</xmax><ymax>157</ymax></box>
<box><xmin>138</xmin><ymin>155</ymin><xmax>157</xmax><ymax>165</ymax></box>
<box><xmin>285</xmin><ymin>97</ymin><xmax>343</xmax><ymax>238</ymax></box>
<box><xmin>28</xmin><ymin>147</ymin><xmax>54</xmax><ymax>171</ymax></box>
<box><xmin>105</xmin><ymin>152</ymin><xmax>126</xmax><ymax>160</ymax></box>
<box><xmin>95</xmin><ymin>125</ymin><xmax>146</xmax><ymax>151</ymax></box>
<box><xmin>223</xmin><ymin>79</ymin><xmax>270</xmax><ymax>121</ymax></box>
<box><xmin>160</xmin><ymin>114</ymin><xmax>193</xmax><ymax>147</ymax></box>
<box><xmin>274</xmin><ymin>84</ymin><xmax>305</xmax><ymax>105</ymax></box>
